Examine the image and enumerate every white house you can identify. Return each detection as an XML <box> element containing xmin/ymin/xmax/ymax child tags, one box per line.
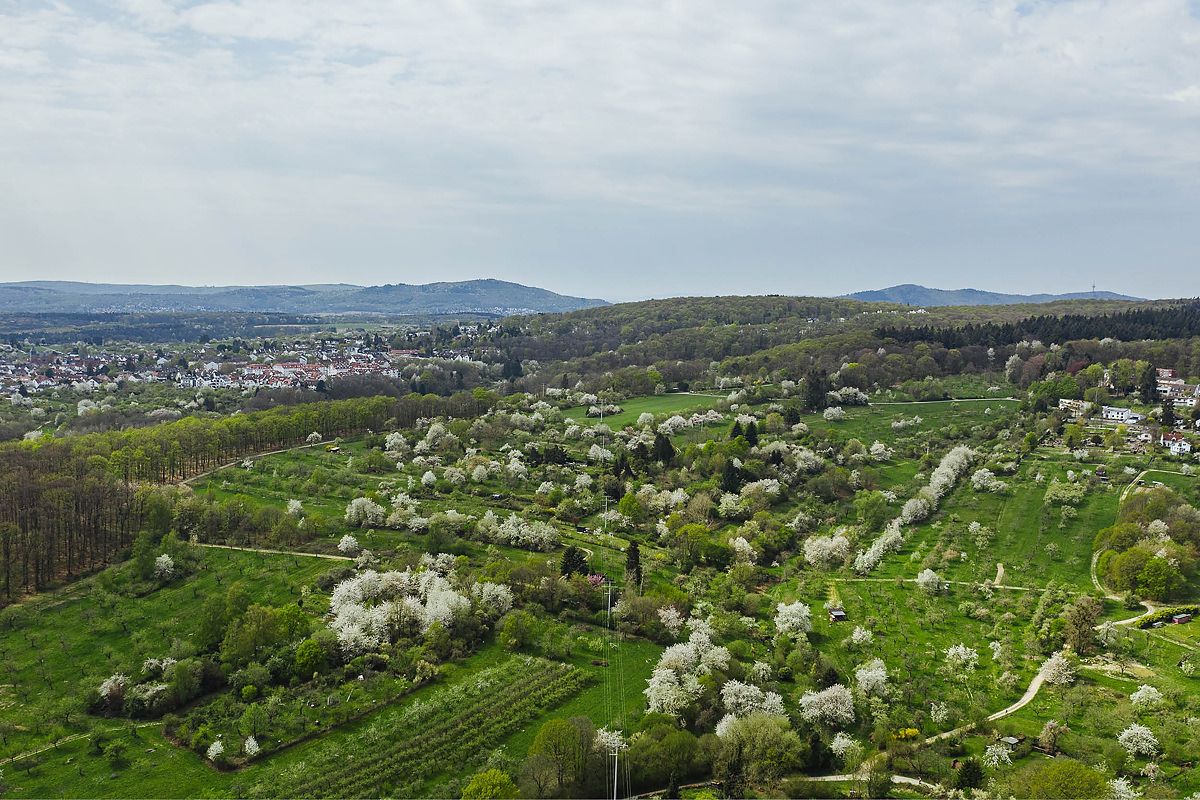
<box><xmin>1161</xmin><ymin>432</ymin><xmax>1193</xmax><ymax>456</ymax></box>
<box><xmin>1101</xmin><ymin>406</ymin><xmax>1143</xmax><ymax>424</ymax></box>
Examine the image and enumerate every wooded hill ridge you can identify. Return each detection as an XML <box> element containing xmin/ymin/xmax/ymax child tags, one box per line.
<box><xmin>0</xmin><ymin>279</ymin><xmax>609</xmax><ymax>315</ymax></box>
<box><xmin>843</xmin><ymin>283</ymin><xmax>1144</xmax><ymax>306</ymax></box>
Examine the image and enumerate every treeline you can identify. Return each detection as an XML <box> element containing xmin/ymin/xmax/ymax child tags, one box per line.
<box><xmin>1</xmin><ymin>311</ymin><xmax>329</xmax><ymax>345</ymax></box>
<box><xmin>876</xmin><ymin>301</ymin><xmax>1200</xmax><ymax>348</ymax></box>
<box><xmin>0</xmin><ymin>390</ymin><xmax>493</xmax><ymax>602</ymax></box>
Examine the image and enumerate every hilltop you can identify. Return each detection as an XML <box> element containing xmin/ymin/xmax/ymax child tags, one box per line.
<box><xmin>0</xmin><ymin>279</ymin><xmax>608</xmax><ymax>316</ymax></box>
<box><xmin>842</xmin><ymin>283</ymin><xmax>1143</xmax><ymax>306</ymax></box>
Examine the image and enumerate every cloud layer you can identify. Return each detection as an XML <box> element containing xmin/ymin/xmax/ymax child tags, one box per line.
<box><xmin>2</xmin><ymin>1</ymin><xmax>1198</xmax><ymax>299</ymax></box>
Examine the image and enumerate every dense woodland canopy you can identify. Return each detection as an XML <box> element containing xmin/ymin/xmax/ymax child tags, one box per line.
<box><xmin>876</xmin><ymin>301</ymin><xmax>1200</xmax><ymax>349</ymax></box>
<box><xmin>0</xmin><ymin>390</ymin><xmax>492</xmax><ymax>600</ymax></box>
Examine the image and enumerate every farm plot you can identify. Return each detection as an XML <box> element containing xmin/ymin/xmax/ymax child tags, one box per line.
<box><xmin>258</xmin><ymin>655</ymin><xmax>593</xmax><ymax>798</ymax></box>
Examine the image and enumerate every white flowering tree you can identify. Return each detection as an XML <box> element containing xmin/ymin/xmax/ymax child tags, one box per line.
<box><xmin>1117</xmin><ymin>723</ymin><xmax>1159</xmax><ymax>758</ymax></box>
<box><xmin>345</xmin><ymin>497</ymin><xmax>386</xmax><ymax>527</ymax></box>
<box><xmin>798</xmin><ymin>684</ymin><xmax>855</xmax><ymax>727</ymax></box>
<box><xmin>730</xmin><ymin>536</ymin><xmax>757</xmax><ymax>565</ymax></box>
<box><xmin>1130</xmin><ymin>684</ymin><xmax>1163</xmax><ymax>711</ymax></box>
<box><xmin>286</xmin><ymin>499</ymin><xmax>303</xmax><ymax>516</ymax></box>
<box><xmin>982</xmin><ymin>742</ymin><xmax>1012</xmax><ymax>768</ymax></box>
<box><xmin>153</xmin><ymin>554</ymin><xmax>176</xmax><ymax>580</ymax></box>
<box><xmin>1041</xmin><ymin>651</ymin><xmax>1076</xmax><ymax>686</ymax></box>
<box><xmin>658</xmin><ymin>606</ymin><xmax>685</xmax><ymax>637</ymax></box>
<box><xmin>916</xmin><ymin>568</ymin><xmax>941</xmax><ymax>595</ymax></box>
<box><xmin>803</xmin><ymin>534</ymin><xmax>851</xmax><ymax>570</ymax></box>
<box><xmin>944</xmin><ymin>643</ymin><xmax>979</xmax><ymax>673</ymax></box>
<box><xmin>337</xmin><ymin>534</ymin><xmax>361</xmax><ymax>555</ymax></box>
<box><xmin>855</xmin><ymin>658</ymin><xmax>889</xmax><ymax>697</ymax></box>
<box><xmin>774</xmin><ymin>601</ymin><xmax>812</xmax><ymax>639</ymax></box>
<box><xmin>845</xmin><ymin>626</ymin><xmax>874</xmax><ymax>649</ymax></box>
<box><xmin>1109</xmin><ymin>777</ymin><xmax>1142</xmax><ymax>800</ymax></box>
<box><xmin>830</xmin><ymin>732</ymin><xmax>863</xmax><ymax>768</ymax></box>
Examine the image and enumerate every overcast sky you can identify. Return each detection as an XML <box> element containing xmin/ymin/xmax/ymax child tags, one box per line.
<box><xmin>2</xmin><ymin>1</ymin><xmax>1199</xmax><ymax>302</ymax></box>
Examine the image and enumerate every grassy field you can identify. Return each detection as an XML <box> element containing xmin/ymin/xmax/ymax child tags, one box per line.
<box><xmin>797</xmin><ymin>398</ymin><xmax>1019</xmax><ymax>444</ymax></box>
<box><xmin>563</xmin><ymin>393</ymin><xmax>722</xmax><ymax>429</ymax></box>
<box><xmin>871</xmin><ymin>457</ymin><xmax>1122</xmax><ymax>591</ymax></box>
<box><xmin>0</xmin><ymin>548</ymin><xmax>332</xmax><ymax>764</ymax></box>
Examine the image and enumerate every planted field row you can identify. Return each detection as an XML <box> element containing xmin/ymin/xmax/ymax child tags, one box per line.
<box><xmin>274</xmin><ymin>656</ymin><xmax>592</xmax><ymax>798</ymax></box>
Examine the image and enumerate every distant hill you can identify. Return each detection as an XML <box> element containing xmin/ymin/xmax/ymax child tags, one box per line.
<box><xmin>0</xmin><ymin>279</ymin><xmax>608</xmax><ymax>315</ymax></box>
<box><xmin>842</xmin><ymin>284</ymin><xmax>1143</xmax><ymax>306</ymax></box>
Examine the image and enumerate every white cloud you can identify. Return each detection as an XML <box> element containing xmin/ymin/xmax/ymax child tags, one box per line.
<box><xmin>1</xmin><ymin>1</ymin><xmax>1198</xmax><ymax>296</ymax></box>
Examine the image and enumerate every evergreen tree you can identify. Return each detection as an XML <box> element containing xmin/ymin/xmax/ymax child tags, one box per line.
<box><xmin>1161</xmin><ymin>399</ymin><xmax>1176</xmax><ymax>428</ymax></box>
<box><xmin>1139</xmin><ymin>364</ymin><xmax>1158</xmax><ymax>401</ymax></box>
<box><xmin>802</xmin><ymin>368</ymin><xmax>831</xmax><ymax>410</ymax></box>
<box><xmin>730</xmin><ymin>420</ymin><xmax>743</xmax><ymax>439</ymax></box>
<box><xmin>560</xmin><ymin>545</ymin><xmax>588</xmax><ymax>578</ymax></box>
<box><xmin>720</xmin><ymin>460</ymin><xmax>742</xmax><ymax>493</ymax></box>
<box><xmin>625</xmin><ymin>541</ymin><xmax>642</xmax><ymax>587</ymax></box>
<box><xmin>744</xmin><ymin>421</ymin><xmax>759</xmax><ymax>446</ymax></box>
<box><xmin>652</xmin><ymin>432</ymin><xmax>676</xmax><ymax>464</ymax></box>
<box><xmin>954</xmin><ymin>758</ymin><xmax>984</xmax><ymax>790</ymax></box>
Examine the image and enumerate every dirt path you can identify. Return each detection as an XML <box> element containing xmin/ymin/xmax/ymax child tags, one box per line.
<box><xmin>196</xmin><ymin>542</ymin><xmax>352</xmax><ymax>561</ymax></box>
<box><xmin>994</xmin><ymin>563</ymin><xmax>1005</xmax><ymax>585</ymax></box>
<box><xmin>0</xmin><ymin>722</ymin><xmax>160</xmax><ymax>768</ymax></box>
<box><xmin>182</xmin><ymin>441</ymin><xmax>325</xmax><ymax>487</ymax></box>
<box><xmin>872</xmin><ymin>397</ymin><xmax>1018</xmax><ymax>404</ymax></box>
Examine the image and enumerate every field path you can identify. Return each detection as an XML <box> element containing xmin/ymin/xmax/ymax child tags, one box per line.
<box><xmin>196</xmin><ymin>542</ymin><xmax>352</xmax><ymax>561</ymax></box>
<box><xmin>181</xmin><ymin>441</ymin><xmax>326</xmax><ymax>487</ymax></box>
<box><xmin>871</xmin><ymin>397</ymin><xmax>1018</xmax><ymax>405</ymax></box>
<box><xmin>994</xmin><ymin>563</ymin><xmax>1005</xmax><ymax>585</ymax></box>
<box><xmin>0</xmin><ymin>722</ymin><xmax>160</xmax><ymax>768</ymax></box>
<box><xmin>749</xmin><ymin>660</ymin><xmax>1055</xmax><ymax>795</ymax></box>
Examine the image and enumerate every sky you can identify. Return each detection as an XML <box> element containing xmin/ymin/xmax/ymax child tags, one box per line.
<box><xmin>2</xmin><ymin>1</ymin><xmax>1199</xmax><ymax>302</ymax></box>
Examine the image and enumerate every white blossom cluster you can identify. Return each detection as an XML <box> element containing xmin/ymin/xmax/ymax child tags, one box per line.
<box><xmin>982</xmin><ymin>742</ymin><xmax>1012</xmax><ymax>768</ymax></box>
<box><xmin>890</xmin><ymin>415</ymin><xmax>922</xmax><ymax>430</ymax></box>
<box><xmin>828</xmin><ymin>387</ymin><xmax>869</xmax><ymax>406</ymax></box>
<box><xmin>153</xmin><ymin>553</ymin><xmax>176</xmax><ymax>580</ymax></box>
<box><xmin>944</xmin><ymin>643</ymin><xmax>980</xmax><ymax>672</ymax></box>
<box><xmin>774</xmin><ymin>601</ymin><xmax>813</xmax><ymax>638</ymax></box>
<box><xmin>970</xmin><ymin>468</ymin><xmax>1009</xmax><ymax>493</ymax></box>
<box><xmin>644</xmin><ymin>623</ymin><xmax>731</xmax><ymax>717</ymax></box>
<box><xmin>635</xmin><ymin>484</ymin><xmax>690</xmax><ymax>514</ymax></box>
<box><xmin>798</xmin><ymin>683</ymin><xmax>855</xmax><ymax>727</ymax></box>
<box><xmin>1130</xmin><ymin>684</ymin><xmax>1164</xmax><ymax>710</ymax></box>
<box><xmin>328</xmin><ymin>565</ymin><xmax>503</xmax><ymax>655</ymax></box>
<box><xmin>345</xmin><ymin>497</ymin><xmax>386</xmax><ymax>527</ymax></box>
<box><xmin>853</xmin><ymin>446</ymin><xmax>975</xmax><ymax>575</ymax></box>
<box><xmin>475</xmin><ymin>511</ymin><xmax>559</xmax><ymax>551</ymax></box>
<box><xmin>869</xmin><ymin>441</ymin><xmax>893</xmax><ymax>461</ymax></box>
<box><xmin>657</xmin><ymin>606</ymin><xmax>686</xmax><ymax>637</ymax></box>
<box><xmin>830</xmin><ymin>732</ymin><xmax>863</xmax><ymax>765</ymax></box>
<box><xmin>916</xmin><ymin>568</ymin><xmax>941</xmax><ymax>594</ymax></box>
<box><xmin>412</xmin><ymin>421</ymin><xmax>459</xmax><ymax>454</ymax></box>
<box><xmin>716</xmin><ymin>679</ymin><xmax>786</xmax><ymax>737</ymax></box>
<box><xmin>855</xmin><ymin>658</ymin><xmax>889</xmax><ymax>697</ymax></box>
<box><xmin>1041</xmin><ymin>652</ymin><xmax>1076</xmax><ymax>686</ymax></box>
<box><xmin>1117</xmin><ymin>723</ymin><xmax>1160</xmax><ymax>758</ymax></box>
<box><xmin>804</xmin><ymin>533</ymin><xmax>852</xmax><ymax>570</ymax></box>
